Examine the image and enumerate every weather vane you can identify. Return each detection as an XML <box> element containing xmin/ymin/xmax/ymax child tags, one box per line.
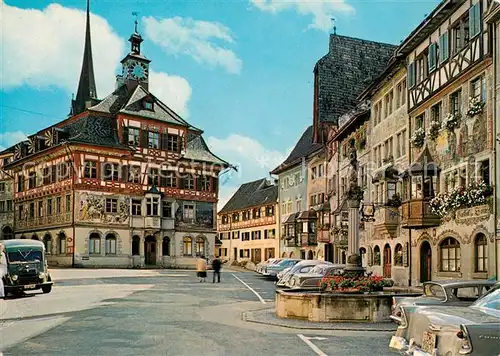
<box><xmin>132</xmin><ymin>11</ymin><xmax>139</xmax><ymax>33</ymax></box>
<box><xmin>331</xmin><ymin>17</ymin><xmax>337</xmax><ymax>35</ymax></box>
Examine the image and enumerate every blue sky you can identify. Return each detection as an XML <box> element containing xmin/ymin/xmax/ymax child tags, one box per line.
<box><xmin>0</xmin><ymin>0</ymin><xmax>440</xmax><ymax>208</ymax></box>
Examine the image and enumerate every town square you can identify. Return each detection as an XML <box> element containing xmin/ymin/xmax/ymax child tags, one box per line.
<box><xmin>1</xmin><ymin>0</ymin><xmax>500</xmax><ymax>355</ymax></box>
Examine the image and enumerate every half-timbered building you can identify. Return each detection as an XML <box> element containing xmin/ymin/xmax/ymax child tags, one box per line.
<box><xmin>0</xmin><ymin>149</ymin><xmax>14</xmax><ymax>241</ymax></box>
<box><xmin>402</xmin><ymin>0</ymin><xmax>497</xmax><ymax>284</ymax></box>
<box><xmin>217</xmin><ymin>178</ymin><xmax>279</xmax><ymax>263</ymax></box>
<box><xmin>3</xmin><ymin>3</ymin><xmax>229</xmax><ymax>268</ymax></box>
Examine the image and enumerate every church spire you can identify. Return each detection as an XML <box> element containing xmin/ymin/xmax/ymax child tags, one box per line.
<box><xmin>71</xmin><ymin>0</ymin><xmax>97</xmax><ymax>116</ymax></box>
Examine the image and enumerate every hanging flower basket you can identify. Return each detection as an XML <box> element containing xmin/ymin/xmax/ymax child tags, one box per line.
<box><xmin>411</xmin><ymin>127</ymin><xmax>425</xmax><ymax>148</ymax></box>
<box><xmin>467</xmin><ymin>97</ymin><xmax>485</xmax><ymax>117</ymax></box>
<box><xmin>428</xmin><ymin>120</ymin><xmax>441</xmax><ymax>140</ymax></box>
<box><xmin>429</xmin><ymin>180</ymin><xmax>493</xmax><ymax>217</ymax></box>
<box><xmin>442</xmin><ymin>113</ymin><xmax>460</xmax><ymax>131</ymax></box>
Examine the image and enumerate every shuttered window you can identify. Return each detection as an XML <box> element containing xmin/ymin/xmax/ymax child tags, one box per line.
<box><xmin>428</xmin><ymin>43</ymin><xmax>437</xmax><ymax>72</ymax></box>
<box><xmin>439</xmin><ymin>32</ymin><xmax>449</xmax><ymax>63</ymax></box>
<box><xmin>469</xmin><ymin>3</ymin><xmax>481</xmax><ymax>38</ymax></box>
<box><xmin>408</xmin><ymin>62</ymin><xmax>415</xmax><ymax>87</ymax></box>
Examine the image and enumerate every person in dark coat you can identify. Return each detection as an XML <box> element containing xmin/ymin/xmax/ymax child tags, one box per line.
<box><xmin>212</xmin><ymin>257</ymin><xmax>222</xmax><ymax>283</ymax></box>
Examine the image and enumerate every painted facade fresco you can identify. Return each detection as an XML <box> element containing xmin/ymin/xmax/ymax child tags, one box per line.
<box><xmin>77</xmin><ymin>192</ymin><xmax>129</xmax><ymax>224</ymax></box>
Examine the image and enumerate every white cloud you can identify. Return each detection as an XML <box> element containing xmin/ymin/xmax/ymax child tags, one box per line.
<box><xmin>143</xmin><ymin>16</ymin><xmax>242</xmax><ymax>74</ymax></box>
<box><xmin>0</xmin><ymin>1</ymin><xmax>123</xmax><ymax>96</ymax></box>
<box><xmin>0</xmin><ymin>131</ymin><xmax>28</xmax><ymax>151</ymax></box>
<box><xmin>150</xmin><ymin>70</ymin><xmax>192</xmax><ymax>118</ymax></box>
<box><xmin>207</xmin><ymin>134</ymin><xmax>292</xmax><ymax>211</ymax></box>
<box><xmin>0</xmin><ymin>1</ymin><xmax>192</xmax><ymax>117</ymax></box>
<box><xmin>250</xmin><ymin>0</ymin><xmax>355</xmax><ymax>32</ymax></box>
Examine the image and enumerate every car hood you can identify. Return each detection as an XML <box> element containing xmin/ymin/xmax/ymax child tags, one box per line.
<box><xmin>414</xmin><ymin>306</ymin><xmax>500</xmax><ymax>326</ymax></box>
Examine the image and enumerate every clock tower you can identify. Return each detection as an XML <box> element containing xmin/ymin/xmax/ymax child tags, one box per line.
<box><xmin>119</xmin><ymin>23</ymin><xmax>151</xmax><ymax>91</ymax></box>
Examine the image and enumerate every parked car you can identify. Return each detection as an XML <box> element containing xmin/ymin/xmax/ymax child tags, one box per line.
<box><xmin>257</xmin><ymin>258</ymin><xmax>281</xmax><ymax>275</ymax></box>
<box><xmin>276</xmin><ymin>266</ymin><xmax>292</xmax><ymax>282</ymax></box>
<box><xmin>1</xmin><ymin>239</ymin><xmax>53</xmax><ymax>296</ymax></box>
<box><xmin>391</xmin><ymin>280</ymin><xmax>496</xmax><ymax>323</ymax></box>
<box><xmin>389</xmin><ymin>282</ymin><xmax>500</xmax><ymax>356</ymax></box>
<box><xmin>285</xmin><ymin>264</ymin><xmax>345</xmax><ymax>290</ymax></box>
<box><xmin>263</xmin><ymin>259</ymin><xmax>301</xmax><ymax>279</ymax></box>
<box><xmin>256</xmin><ymin>258</ymin><xmax>277</xmax><ymax>274</ymax></box>
<box><xmin>277</xmin><ymin>260</ymin><xmax>333</xmax><ymax>287</ymax></box>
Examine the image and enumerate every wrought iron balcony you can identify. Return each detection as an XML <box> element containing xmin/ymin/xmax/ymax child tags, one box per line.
<box><xmin>401</xmin><ymin>198</ymin><xmax>440</xmax><ymax>229</ymax></box>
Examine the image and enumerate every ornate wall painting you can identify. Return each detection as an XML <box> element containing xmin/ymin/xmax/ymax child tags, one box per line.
<box><xmin>196</xmin><ymin>202</ymin><xmax>214</xmax><ymax>228</ymax></box>
<box><xmin>435</xmin><ymin>130</ymin><xmax>450</xmax><ymax>156</ymax></box>
<box><xmin>78</xmin><ymin>193</ymin><xmax>129</xmax><ymax>224</ymax></box>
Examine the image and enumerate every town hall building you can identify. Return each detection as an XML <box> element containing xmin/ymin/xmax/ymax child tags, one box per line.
<box><xmin>1</xmin><ymin>2</ymin><xmax>230</xmax><ymax>268</ymax></box>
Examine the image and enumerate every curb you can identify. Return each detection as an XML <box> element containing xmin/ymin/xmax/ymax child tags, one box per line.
<box><xmin>242</xmin><ymin>309</ymin><xmax>397</xmax><ymax>332</ymax></box>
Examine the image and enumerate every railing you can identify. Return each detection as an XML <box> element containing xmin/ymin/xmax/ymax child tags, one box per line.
<box><xmin>401</xmin><ymin>198</ymin><xmax>440</xmax><ymax>229</ymax></box>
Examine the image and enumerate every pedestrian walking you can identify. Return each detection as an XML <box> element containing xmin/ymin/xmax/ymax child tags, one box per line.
<box><xmin>0</xmin><ymin>244</ymin><xmax>7</xmax><ymax>299</ymax></box>
<box><xmin>212</xmin><ymin>257</ymin><xmax>222</xmax><ymax>283</ymax></box>
<box><xmin>196</xmin><ymin>256</ymin><xmax>207</xmax><ymax>282</ymax></box>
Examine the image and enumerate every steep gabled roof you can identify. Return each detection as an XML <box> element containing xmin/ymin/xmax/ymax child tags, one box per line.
<box><xmin>271</xmin><ymin>125</ymin><xmax>322</xmax><ymax>175</ymax></box>
<box><xmin>219</xmin><ymin>178</ymin><xmax>278</xmax><ymax>214</ymax></box>
<box><xmin>63</xmin><ymin>114</ymin><xmax>128</xmax><ymax>149</ymax></box>
<box><xmin>184</xmin><ymin>132</ymin><xmax>229</xmax><ymax>166</ymax></box>
<box><xmin>315</xmin><ymin>34</ymin><xmax>397</xmax><ymax>125</ymax></box>
<box><xmin>89</xmin><ymin>84</ymin><xmax>190</xmax><ymax>127</ymax></box>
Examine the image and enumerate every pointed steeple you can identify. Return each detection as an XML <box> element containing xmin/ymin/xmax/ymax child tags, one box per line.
<box><xmin>71</xmin><ymin>0</ymin><xmax>97</xmax><ymax>116</ymax></box>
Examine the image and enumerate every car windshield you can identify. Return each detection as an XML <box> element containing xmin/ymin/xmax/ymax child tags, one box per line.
<box><xmin>424</xmin><ymin>283</ymin><xmax>446</xmax><ymax>300</ymax></box>
<box><xmin>7</xmin><ymin>250</ymin><xmax>43</xmax><ymax>263</ymax></box>
<box><xmin>472</xmin><ymin>285</ymin><xmax>500</xmax><ymax>311</ymax></box>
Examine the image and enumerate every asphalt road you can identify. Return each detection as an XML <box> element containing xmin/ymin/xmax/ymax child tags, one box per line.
<box><xmin>0</xmin><ymin>269</ymin><xmax>394</xmax><ymax>356</ymax></box>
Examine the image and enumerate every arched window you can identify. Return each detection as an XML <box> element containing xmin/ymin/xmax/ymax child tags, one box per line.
<box><xmin>132</xmin><ymin>235</ymin><xmax>140</xmax><ymax>256</ymax></box>
<box><xmin>440</xmin><ymin>237</ymin><xmax>461</xmax><ymax>272</ymax></box>
<box><xmin>394</xmin><ymin>244</ymin><xmax>403</xmax><ymax>266</ymax></box>
<box><xmin>2</xmin><ymin>226</ymin><xmax>13</xmax><ymax>240</ymax></box>
<box><xmin>32</xmin><ymin>233</ymin><xmax>39</xmax><ymax>240</ymax></box>
<box><xmin>289</xmin><ymin>252</ymin><xmax>294</xmax><ymax>258</ymax></box>
<box><xmin>43</xmin><ymin>234</ymin><xmax>52</xmax><ymax>254</ymax></box>
<box><xmin>89</xmin><ymin>232</ymin><xmax>101</xmax><ymax>254</ymax></box>
<box><xmin>105</xmin><ymin>233</ymin><xmax>117</xmax><ymax>255</ymax></box>
<box><xmin>183</xmin><ymin>237</ymin><xmax>192</xmax><ymax>256</ymax></box>
<box><xmin>374</xmin><ymin>245</ymin><xmax>381</xmax><ymax>265</ymax></box>
<box><xmin>196</xmin><ymin>237</ymin><xmax>205</xmax><ymax>257</ymax></box>
<box><xmin>58</xmin><ymin>232</ymin><xmax>66</xmax><ymax>254</ymax></box>
<box><xmin>281</xmin><ymin>252</ymin><xmax>286</xmax><ymax>258</ymax></box>
<box><xmin>475</xmin><ymin>233</ymin><xmax>487</xmax><ymax>272</ymax></box>
<box><xmin>359</xmin><ymin>247</ymin><xmax>367</xmax><ymax>267</ymax></box>
<box><xmin>162</xmin><ymin>237</ymin><xmax>170</xmax><ymax>256</ymax></box>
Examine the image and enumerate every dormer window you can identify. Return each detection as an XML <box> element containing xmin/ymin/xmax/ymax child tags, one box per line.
<box><xmin>143</xmin><ymin>100</ymin><xmax>154</xmax><ymax>111</ymax></box>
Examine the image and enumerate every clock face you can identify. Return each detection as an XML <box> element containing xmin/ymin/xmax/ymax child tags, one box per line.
<box><xmin>128</xmin><ymin>61</ymin><xmax>148</xmax><ymax>80</ymax></box>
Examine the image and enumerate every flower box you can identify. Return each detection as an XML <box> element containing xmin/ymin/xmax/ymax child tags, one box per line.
<box><xmin>411</xmin><ymin>127</ymin><xmax>425</xmax><ymax>148</ymax></box>
<box><xmin>467</xmin><ymin>97</ymin><xmax>485</xmax><ymax>117</ymax></box>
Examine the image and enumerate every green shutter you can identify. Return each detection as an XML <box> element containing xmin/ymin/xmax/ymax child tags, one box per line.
<box><xmin>428</xmin><ymin>43</ymin><xmax>437</xmax><ymax>72</ymax></box>
<box><xmin>140</xmin><ymin>130</ymin><xmax>148</xmax><ymax>148</ymax></box>
<box><xmin>408</xmin><ymin>62</ymin><xmax>415</xmax><ymax>87</ymax></box>
<box><xmin>469</xmin><ymin>4</ymin><xmax>480</xmax><ymax>38</ymax></box>
<box><xmin>439</xmin><ymin>33</ymin><xmax>449</xmax><ymax>63</ymax></box>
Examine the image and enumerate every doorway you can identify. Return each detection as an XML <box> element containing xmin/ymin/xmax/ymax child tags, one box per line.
<box><xmin>383</xmin><ymin>244</ymin><xmax>392</xmax><ymax>278</ymax></box>
<box><xmin>420</xmin><ymin>241</ymin><xmax>432</xmax><ymax>283</ymax></box>
<box><xmin>300</xmin><ymin>250</ymin><xmax>306</xmax><ymax>259</ymax></box>
<box><xmin>145</xmin><ymin>236</ymin><xmax>156</xmax><ymax>265</ymax></box>
<box><xmin>325</xmin><ymin>244</ymin><xmax>334</xmax><ymax>263</ymax></box>
<box><xmin>234</xmin><ymin>247</ymin><xmax>238</xmax><ymax>261</ymax></box>
<box><xmin>307</xmin><ymin>250</ymin><xmax>314</xmax><ymax>260</ymax></box>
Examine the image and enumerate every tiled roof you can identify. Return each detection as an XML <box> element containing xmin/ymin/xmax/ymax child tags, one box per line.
<box><xmin>219</xmin><ymin>178</ymin><xmax>278</xmax><ymax>214</ymax></box>
<box><xmin>270</xmin><ymin>125</ymin><xmax>322</xmax><ymax>175</ymax></box>
<box><xmin>63</xmin><ymin>115</ymin><xmax>128</xmax><ymax>149</ymax></box>
<box><xmin>315</xmin><ymin>34</ymin><xmax>397</xmax><ymax>125</ymax></box>
<box><xmin>184</xmin><ymin>132</ymin><xmax>229</xmax><ymax>166</ymax></box>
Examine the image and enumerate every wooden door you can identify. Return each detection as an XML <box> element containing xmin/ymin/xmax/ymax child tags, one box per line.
<box><xmin>383</xmin><ymin>244</ymin><xmax>392</xmax><ymax>278</ymax></box>
<box><xmin>420</xmin><ymin>241</ymin><xmax>432</xmax><ymax>283</ymax></box>
<box><xmin>145</xmin><ymin>238</ymin><xmax>156</xmax><ymax>265</ymax></box>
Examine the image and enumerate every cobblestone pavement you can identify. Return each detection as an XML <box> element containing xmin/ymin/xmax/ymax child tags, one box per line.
<box><xmin>1</xmin><ymin>269</ymin><xmax>395</xmax><ymax>356</ymax></box>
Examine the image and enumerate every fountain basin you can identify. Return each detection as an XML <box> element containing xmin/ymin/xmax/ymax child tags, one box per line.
<box><xmin>275</xmin><ymin>289</ymin><xmax>421</xmax><ymax>323</ymax></box>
